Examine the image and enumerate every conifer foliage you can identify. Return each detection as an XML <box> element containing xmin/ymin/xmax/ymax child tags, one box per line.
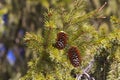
<box><xmin>22</xmin><ymin>0</ymin><xmax>120</xmax><ymax>80</ymax></box>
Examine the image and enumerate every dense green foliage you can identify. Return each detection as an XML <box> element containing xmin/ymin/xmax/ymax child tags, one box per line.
<box><xmin>21</xmin><ymin>0</ymin><xmax>120</xmax><ymax>80</ymax></box>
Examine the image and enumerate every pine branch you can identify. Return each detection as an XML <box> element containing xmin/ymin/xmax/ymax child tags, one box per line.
<box><xmin>76</xmin><ymin>31</ymin><xmax>120</xmax><ymax>80</ymax></box>
<box><xmin>24</xmin><ymin>32</ymin><xmax>43</xmax><ymax>53</ymax></box>
<box><xmin>92</xmin><ymin>32</ymin><xmax>120</xmax><ymax>80</ymax></box>
<box><xmin>21</xmin><ymin>1</ymin><xmax>120</xmax><ymax>80</ymax></box>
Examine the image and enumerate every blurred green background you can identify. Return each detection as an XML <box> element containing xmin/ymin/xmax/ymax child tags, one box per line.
<box><xmin>0</xmin><ymin>0</ymin><xmax>120</xmax><ymax>80</ymax></box>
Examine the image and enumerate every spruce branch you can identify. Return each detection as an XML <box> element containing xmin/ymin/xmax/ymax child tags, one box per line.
<box><xmin>71</xmin><ymin>2</ymin><xmax>107</xmax><ymax>26</ymax></box>
<box><xmin>76</xmin><ymin>31</ymin><xmax>120</xmax><ymax>80</ymax></box>
<box><xmin>93</xmin><ymin>33</ymin><xmax>120</xmax><ymax>80</ymax></box>
<box><xmin>24</xmin><ymin>32</ymin><xmax>43</xmax><ymax>53</ymax></box>
<box><xmin>21</xmin><ymin>1</ymin><xmax>120</xmax><ymax>80</ymax></box>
